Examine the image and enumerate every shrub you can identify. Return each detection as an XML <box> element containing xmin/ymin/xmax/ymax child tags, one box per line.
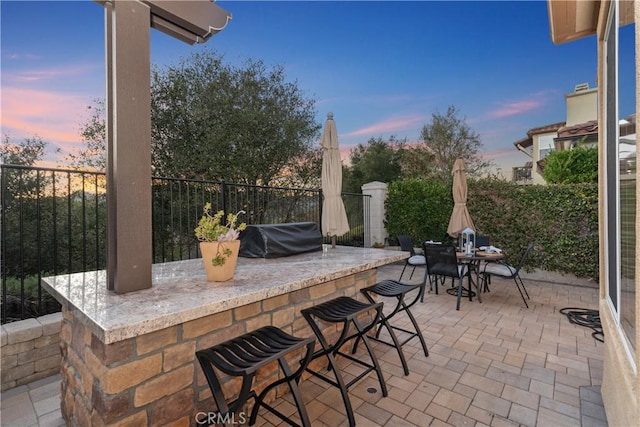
<box><xmin>386</xmin><ymin>176</ymin><xmax>599</xmax><ymax>280</ymax></box>
<box><xmin>385</xmin><ymin>178</ymin><xmax>453</xmax><ymax>245</ymax></box>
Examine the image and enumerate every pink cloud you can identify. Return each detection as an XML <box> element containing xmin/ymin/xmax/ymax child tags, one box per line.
<box><xmin>482</xmin><ymin>147</ymin><xmax>521</xmax><ymax>160</ymax></box>
<box><xmin>486</xmin><ymin>100</ymin><xmax>543</xmax><ymax>119</ymax></box>
<box><xmin>484</xmin><ymin>89</ymin><xmax>559</xmax><ymax>120</ymax></box>
<box><xmin>342</xmin><ymin>115</ymin><xmax>424</xmax><ymax>138</ymax></box>
<box><xmin>1</xmin><ymin>87</ymin><xmax>91</xmax><ymax>161</ymax></box>
<box><xmin>3</xmin><ymin>63</ymin><xmax>99</xmax><ymax>84</ymax></box>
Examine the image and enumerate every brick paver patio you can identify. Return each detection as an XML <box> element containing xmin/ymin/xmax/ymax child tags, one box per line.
<box><xmin>0</xmin><ymin>264</ymin><xmax>606</xmax><ymax>426</ymax></box>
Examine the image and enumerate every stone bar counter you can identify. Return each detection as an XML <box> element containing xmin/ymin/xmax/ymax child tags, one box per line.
<box><xmin>42</xmin><ymin>246</ymin><xmax>406</xmax><ymax>427</ymax></box>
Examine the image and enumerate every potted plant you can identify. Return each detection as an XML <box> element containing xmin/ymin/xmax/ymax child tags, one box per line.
<box><xmin>195</xmin><ymin>203</ymin><xmax>247</xmax><ymax>281</ymax></box>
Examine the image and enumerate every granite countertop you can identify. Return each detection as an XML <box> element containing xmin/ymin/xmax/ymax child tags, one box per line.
<box><xmin>42</xmin><ymin>246</ymin><xmax>407</xmax><ymax>344</ymax></box>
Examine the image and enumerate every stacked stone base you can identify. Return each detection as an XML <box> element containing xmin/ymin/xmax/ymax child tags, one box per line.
<box><xmin>1</xmin><ymin>313</ymin><xmax>62</xmax><ymax>392</ymax></box>
<box><xmin>59</xmin><ymin>270</ymin><xmax>376</xmax><ymax>426</ymax></box>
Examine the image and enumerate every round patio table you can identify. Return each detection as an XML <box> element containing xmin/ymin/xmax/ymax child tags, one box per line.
<box><xmin>454</xmin><ymin>250</ymin><xmax>505</xmax><ymax>307</ymax></box>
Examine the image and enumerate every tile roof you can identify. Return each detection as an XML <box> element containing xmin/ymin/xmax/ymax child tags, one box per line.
<box><xmin>557</xmin><ymin>120</ymin><xmax>598</xmax><ymax>138</ymax></box>
<box><xmin>513</xmin><ymin>121</ymin><xmax>566</xmax><ymax>150</ymax></box>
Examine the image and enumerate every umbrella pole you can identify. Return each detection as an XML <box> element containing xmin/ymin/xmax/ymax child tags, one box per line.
<box><xmin>331</xmin><ymin>235</ymin><xmax>336</xmax><ymax>248</ymax></box>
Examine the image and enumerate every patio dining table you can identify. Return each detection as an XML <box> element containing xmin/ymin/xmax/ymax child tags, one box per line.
<box><xmin>454</xmin><ymin>250</ymin><xmax>505</xmax><ymax>308</ymax></box>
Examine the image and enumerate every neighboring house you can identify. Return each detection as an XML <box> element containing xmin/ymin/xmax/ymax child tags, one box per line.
<box><xmin>513</xmin><ymin>84</ymin><xmax>598</xmax><ymax>184</ymax></box>
<box><xmin>513</xmin><ymin>121</ymin><xmax>566</xmax><ymax>184</ymax></box>
<box><xmin>547</xmin><ymin>1</ymin><xmax>638</xmax><ymax>426</ymax></box>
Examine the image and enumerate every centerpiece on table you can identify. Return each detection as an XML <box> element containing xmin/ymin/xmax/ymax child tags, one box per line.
<box><xmin>195</xmin><ymin>203</ymin><xmax>247</xmax><ymax>281</ymax></box>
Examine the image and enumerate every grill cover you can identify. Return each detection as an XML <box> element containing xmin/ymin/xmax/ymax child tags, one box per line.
<box><xmin>239</xmin><ymin>222</ymin><xmax>322</xmax><ymax>258</ymax></box>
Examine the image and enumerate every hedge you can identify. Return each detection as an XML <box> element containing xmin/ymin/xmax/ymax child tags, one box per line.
<box><xmin>385</xmin><ymin>177</ymin><xmax>599</xmax><ymax>281</ymax></box>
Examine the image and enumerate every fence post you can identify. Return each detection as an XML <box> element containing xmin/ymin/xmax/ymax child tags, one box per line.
<box><xmin>361</xmin><ymin>181</ymin><xmax>388</xmax><ymax>248</ymax></box>
<box><xmin>318</xmin><ymin>189</ymin><xmax>323</xmax><ymax>233</ymax></box>
<box><xmin>221</xmin><ymin>180</ymin><xmax>228</xmax><ymax>217</ymax></box>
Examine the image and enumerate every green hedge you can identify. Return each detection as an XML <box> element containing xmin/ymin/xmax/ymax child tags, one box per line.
<box><xmin>385</xmin><ymin>177</ymin><xmax>599</xmax><ymax>281</ymax></box>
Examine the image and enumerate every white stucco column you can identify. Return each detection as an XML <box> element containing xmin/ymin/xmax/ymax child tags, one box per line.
<box><xmin>362</xmin><ymin>181</ymin><xmax>388</xmax><ymax>247</ymax></box>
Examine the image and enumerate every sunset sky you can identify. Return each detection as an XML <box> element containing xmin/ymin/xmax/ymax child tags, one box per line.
<box><xmin>1</xmin><ymin>1</ymin><xmax>636</xmax><ymax>176</ymax></box>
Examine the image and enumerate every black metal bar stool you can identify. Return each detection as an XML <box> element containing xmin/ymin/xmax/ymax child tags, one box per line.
<box><xmin>359</xmin><ymin>279</ymin><xmax>429</xmax><ymax>376</ymax></box>
<box><xmin>196</xmin><ymin>326</ymin><xmax>315</xmax><ymax>427</ymax></box>
<box><xmin>301</xmin><ymin>296</ymin><xmax>388</xmax><ymax>427</ymax></box>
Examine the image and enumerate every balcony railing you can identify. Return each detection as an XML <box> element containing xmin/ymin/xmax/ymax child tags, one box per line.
<box><xmin>1</xmin><ymin>164</ymin><xmax>369</xmax><ymax>323</ymax></box>
<box><xmin>512</xmin><ymin>165</ymin><xmax>532</xmax><ymax>184</ymax></box>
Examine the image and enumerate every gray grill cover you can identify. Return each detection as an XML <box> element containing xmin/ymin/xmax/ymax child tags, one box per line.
<box><xmin>239</xmin><ymin>222</ymin><xmax>322</xmax><ymax>258</ymax></box>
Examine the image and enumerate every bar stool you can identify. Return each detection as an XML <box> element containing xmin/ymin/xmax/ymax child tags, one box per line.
<box><xmin>301</xmin><ymin>296</ymin><xmax>388</xmax><ymax>427</ymax></box>
<box><xmin>196</xmin><ymin>326</ymin><xmax>315</xmax><ymax>427</ymax></box>
<box><xmin>359</xmin><ymin>279</ymin><xmax>429</xmax><ymax>376</ymax></box>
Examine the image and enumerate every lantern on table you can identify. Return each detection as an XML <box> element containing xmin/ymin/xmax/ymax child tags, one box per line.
<box><xmin>459</xmin><ymin>227</ymin><xmax>475</xmax><ymax>255</ymax></box>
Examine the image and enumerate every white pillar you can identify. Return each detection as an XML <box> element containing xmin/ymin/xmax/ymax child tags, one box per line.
<box><xmin>362</xmin><ymin>181</ymin><xmax>388</xmax><ymax>247</ymax></box>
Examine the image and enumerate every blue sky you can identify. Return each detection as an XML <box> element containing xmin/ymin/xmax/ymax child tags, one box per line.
<box><xmin>1</xmin><ymin>1</ymin><xmax>635</xmax><ymax>176</ymax></box>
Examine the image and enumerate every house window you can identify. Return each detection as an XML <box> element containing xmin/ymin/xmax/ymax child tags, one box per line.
<box><xmin>538</xmin><ymin>135</ymin><xmax>555</xmax><ymax>159</ymax></box>
<box><xmin>618</xmin><ymin>18</ymin><xmax>636</xmax><ymax>350</ymax></box>
<box><xmin>604</xmin><ymin>0</ymin><xmax>636</xmax><ymax>352</ymax></box>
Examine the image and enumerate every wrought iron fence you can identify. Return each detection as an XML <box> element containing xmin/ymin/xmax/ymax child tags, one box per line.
<box><xmin>1</xmin><ymin>164</ymin><xmax>369</xmax><ymax>323</ymax></box>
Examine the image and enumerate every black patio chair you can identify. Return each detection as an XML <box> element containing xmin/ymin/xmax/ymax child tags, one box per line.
<box><xmin>423</xmin><ymin>243</ymin><xmax>469</xmax><ymax>309</ymax></box>
<box><xmin>397</xmin><ymin>234</ymin><xmax>426</xmax><ymax>281</ymax></box>
<box><xmin>480</xmin><ymin>242</ymin><xmax>534</xmax><ymax>307</ymax></box>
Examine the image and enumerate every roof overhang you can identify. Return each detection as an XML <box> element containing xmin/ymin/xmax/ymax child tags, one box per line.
<box><xmin>514</xmin><ymin>136</ymin><xmax>533</xmax><ymax>157</ymax></box>
<box><xmin>94</xmin><ymin>0</ymin><xmax>232</xmax><ymax>45</ymax></box>
<box><xmin>548</xmin><ymin>0</ymin><xmax>635</xmax><ymax>45</ymax></box>
<box><xmin>144</xmin><ymin>0</ymin><xmax>232</xmax><ymax>45</ymax></box>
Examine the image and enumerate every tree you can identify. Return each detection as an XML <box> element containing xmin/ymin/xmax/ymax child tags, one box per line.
<box><xmin>71</xmin><ymin>50</ymin><xmax>321</xmax><ymax>186</ymax></box>
<box><xmin>65</xmin><ymin>99</ymin><xmax>106</xmax><ymax>171</ymax></box>
<box><xmin>399</xmin><ymin>145</ymin><xmax>435</xmax><ymax>179</ymax></box>
<box><xmin>419</xmin><ymin>105</ymin><xmax>491</xmax><ymax>180</ymax></box>
<box><xmin>271</xmin><ymin>147</ymin><xmax>323</xmax><ymax>189</ymax></box>
<box><xmin>1</xmin><ymin>135</ymin><xmax>49</xmax><ymax>166</ymax></box>
<box><xmin>150</xmin><ymin>49</ymin><xmax>321</xmax><ymax>184</ymax></box>
<box><xmin>1</xmin><ymin>135</ymin><xmax>52</xmax><ymax>199</ymax></box>
<box><xmin>343</xmin><ymin>136</ymin><xmax>406</xmax><ymax>193</ymax></box>
<box><xmin>542</xmin><ymin>146</ymin><xmax>598</xmax><ymax>184</ymax></box>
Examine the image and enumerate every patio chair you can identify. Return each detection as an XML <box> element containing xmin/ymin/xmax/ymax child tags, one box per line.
<box><xmin>423</xmin><ymin>243</ymin><xmax>469</xmax><ymax>309</ymax></box>
<box><xmin>397</xmin><ymin>234</ymin><xmax>426</xmax><ymax>281</ymax></box>
<box><xmin>474</xmin><ymin>234</ymin><xmax>491</xmax><ymax>288</ymax></box>
<box><xmin>475</xmin><ymin>234</ymin><xmax>490</xmax><ymax>248</ymax></box>
<box><xmin>421</xmin><ymin>242</ymin><xmax>447</xmax><ymax>296</ymax></box>
<box><xmin>480</xmin><ymin>242</ymin><xmax>534</xmax><ymax>308</ymax></box>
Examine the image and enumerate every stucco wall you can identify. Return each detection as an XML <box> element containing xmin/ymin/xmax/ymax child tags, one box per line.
<box><xmin>600</xmin><ymin>300</ymin><xmax>638</xmax><ymax>427</ymax></box>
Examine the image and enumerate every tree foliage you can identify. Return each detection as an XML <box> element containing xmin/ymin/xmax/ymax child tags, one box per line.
<box><xmin>70</xmin><ymin>50</ymin><xmax>321</xmax><ymax>186</ymax></box>
<box><xmin>1</xmin><ymin>135</ymin><xmax>52</xmax><ymax>200</ymax></box>
<box><xmin>399</xmin><ymin>145</ymin><xmax>435</xmax><ymax>179</ymax></box>
<box><xmin>1</xmin><ymin>135</ymin><xmax>49</xmax><ymax>166</ymax></box>
<box><xmin>65</xmin><ymin>99</ymin><xmax>106</xmax><ymax>171</ymax></box>
<box><xmin>542</xmin><ymin>146</ymin><xmax>598</xmax><ymax>184</ymax></box>
<box><xmin>150</xmin><ymin>49</ymin><xmax>321</xmax><ymax>184</ymax></box>
<box><xmin>343</xmin><ymin>136</ymin><xmax>406</xmax><ymax>193</ymax></box>
<box><xmin>419</xmin><ymin>105</ymin><xmax>491</xmax><ymax>180</ymax></box>
<box><xmin>271</xmin><ymin>147</ymin><xmax>323</xmax><ymax>189</ymax></box>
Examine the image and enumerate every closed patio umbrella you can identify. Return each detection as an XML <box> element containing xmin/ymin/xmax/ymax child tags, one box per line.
<box><xmin>447</xmin><ymin>158</ymin><xmax>475</xmax><ymax>237</ymax></box>
<box><xmin>321</xmin><ymin>112</ymin><xmax>349</xmax><ymax>247</ymax></box>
